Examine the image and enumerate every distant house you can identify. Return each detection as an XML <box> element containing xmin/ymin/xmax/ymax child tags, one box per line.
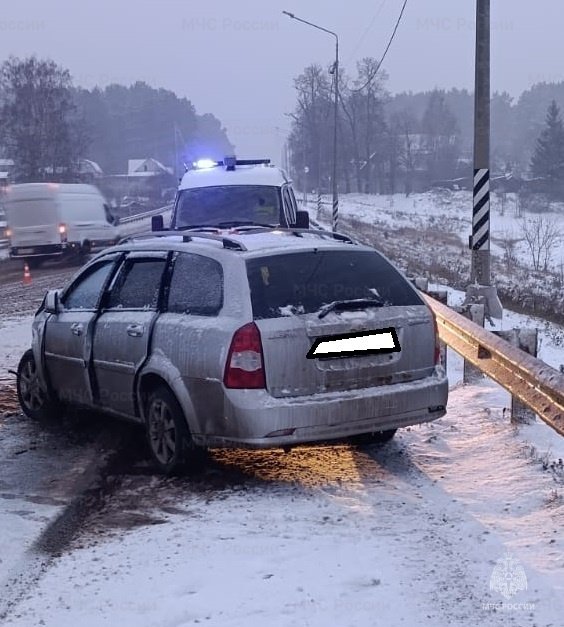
<box><xmin>98</xmin><ymin>157</ymin><xmax>176</xmax><ymax>206</ymax></box>
<box><xmin>127</xmin><ymin>158</ymin><xmax>173</xmax><ymax>177</ymax></box>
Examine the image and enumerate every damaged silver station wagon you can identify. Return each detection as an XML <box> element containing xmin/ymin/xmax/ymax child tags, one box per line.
<box><xmin>17</xmin><ymin>227</ymin><xmax>448</xmax><ymax>473</ymax></box>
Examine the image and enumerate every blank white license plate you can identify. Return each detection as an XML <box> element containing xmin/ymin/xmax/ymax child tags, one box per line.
<box><xmin>307</xmin><ymin>328</ymin><xmax>401</xmax><ymax>359</ymax></box>
<box><xmin>18</xmin><ymin>248</ymin><xmax>34</xmax><ymax>255</ymax></box>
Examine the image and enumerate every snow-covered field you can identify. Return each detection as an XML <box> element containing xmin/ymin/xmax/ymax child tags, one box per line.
<box><xmin>327</xmin><ymin>190</ymin><xmax>564</xmax><ymax>270</ymax></box>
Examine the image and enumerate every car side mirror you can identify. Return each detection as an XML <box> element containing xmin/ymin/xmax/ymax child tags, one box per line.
<box><xmin>45</xmin><ymin>289</ymin><xmax>61</xmax><ymax>314</ymax></box>
<box><xmin>152</xmin><ymin>215</ymin><xmax>164</xmax><ymax>231</ymax></box>
<box><xmin>295</xmin><ymin>210</ymin><xmax>310</xmax><ymax>229</ymax></box>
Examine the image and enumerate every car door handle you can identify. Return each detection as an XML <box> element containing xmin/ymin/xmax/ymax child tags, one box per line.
<box><xmin>71</xmin><ymin>323</ymin><xmax>84</xmax><ymax>336</ymax></box>
<box><xmin>126</xmin><ymin>324</ymin><xmax>145</xmax><ymax>337</ymax></box>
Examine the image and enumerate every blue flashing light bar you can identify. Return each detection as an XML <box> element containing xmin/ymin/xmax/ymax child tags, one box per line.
<box><xmin>192</xmin><ymin>157</ymin><xmax>271</xmax><ymax>171</ymax></box>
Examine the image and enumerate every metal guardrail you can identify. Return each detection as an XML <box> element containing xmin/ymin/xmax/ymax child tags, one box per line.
<box><xmin>118</xmin><ymin>203</ymin><xmax>173</xmax><ymax>225</ymax></box>
<box><xmin>423</xmin><ymin>293</ymin><xmax>564</xmax><ymax>437</ymax></box>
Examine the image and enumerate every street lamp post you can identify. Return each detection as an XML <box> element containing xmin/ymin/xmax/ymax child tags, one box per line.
<box><xmin>283</xmin><ymin>10</ymin><xmax>339</xmax><ymax>231</ymax></box>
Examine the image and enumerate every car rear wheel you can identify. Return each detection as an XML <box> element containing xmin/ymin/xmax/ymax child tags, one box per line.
<box><xmin>145</xmin><ymin>385</ymin><xmax>205</xmax><ymax>475</ymax></box>
<box><xmin>17</xmin><ymin>349</ymin><xmax>59</xmax><ymax>420</ymax></box>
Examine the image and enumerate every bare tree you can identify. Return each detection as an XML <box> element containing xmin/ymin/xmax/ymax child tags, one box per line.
<box><xmin>520</xmin><ymin>215</ymin><xmax>562</xmax><ymax>271</ymax></box>
<box><xmin>391</xmin><ymin>109</ymin><xmax>418</xmax><ymax>196</ymax></box>
<box><xmin>288</xmin><ymin>64</ymin><xmax>333</xmax><ymax>193</ymax></box>
<box><xmin>500</xmin><ymin>229</ymin><xmax>520</xmax><ymax>276</ymax></box>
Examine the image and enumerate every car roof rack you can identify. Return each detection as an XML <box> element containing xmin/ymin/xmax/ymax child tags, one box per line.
<box><xmin>118</xmin><ymin>230</ymin><xmax>248</xmax><ymax>251</ymax></box>
<box><xmin>117</xmin><ymin>227</ymin><xmax>355</xmax><ymax>252</ymax></box>
<box><xmin>223</xmin><ymin>226</ymin><xmax>355</xmax><ymax>244</ymax></box>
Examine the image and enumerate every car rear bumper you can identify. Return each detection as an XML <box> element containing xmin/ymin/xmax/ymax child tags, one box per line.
<box><xmin>197</xmin><ymin>367</ymin><xmax>448</xmax><ymax>447</ymax></box>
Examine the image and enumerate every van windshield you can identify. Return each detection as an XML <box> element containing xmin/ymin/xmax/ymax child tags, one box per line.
<box><xmin>173</xmin><ymin>185</ymin><xmax>281</xmax><ymax>228</ymax></box>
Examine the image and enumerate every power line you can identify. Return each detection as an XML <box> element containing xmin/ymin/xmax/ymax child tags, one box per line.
<box><xmin>345</xmin><ymin>0</ymin><xmax>388</xmax><ymax>65</ymax></box>
<box><xmin>351</xmin><ymin>0</ymin><xmax>409</xmax><ymax>93</ymax></box>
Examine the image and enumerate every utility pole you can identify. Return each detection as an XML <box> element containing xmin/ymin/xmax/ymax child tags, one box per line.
<box><xmin>466</xmin><ymin>0</ymin><xmax>503</xmax><ymax>318</ymax></box>
<box><xmin>471</xmin><ymin>0</ymin><xmax>490</xmax><ymax>285</ymax></box>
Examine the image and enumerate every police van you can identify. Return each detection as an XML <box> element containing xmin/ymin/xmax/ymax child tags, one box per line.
<box><xmin>152</xmin><ymin>157</ymin><xmax>309</xmax><ymax>232</ymax></box>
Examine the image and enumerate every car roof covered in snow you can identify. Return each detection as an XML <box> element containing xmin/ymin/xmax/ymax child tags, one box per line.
<box><xmin>178</xmin><ymin>164</ymin><xmax>290</xmax><ymax>190</ymax></box>
<box><xmin>103</xmin><ymin>229</ymin><xmax>370</xmax><ymax>262</ymax></box>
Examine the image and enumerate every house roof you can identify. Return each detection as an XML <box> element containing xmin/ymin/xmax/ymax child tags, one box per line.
<box><xmin>127</xmin><ymin>158</ymin><xmax>173</xmax><ymax>177</ymax></box>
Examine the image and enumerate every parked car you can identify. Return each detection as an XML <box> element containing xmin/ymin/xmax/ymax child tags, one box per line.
<box><xmin>4</xmin><ymin>183</ymin><xmax>120</xmax><ymax>267</ymax></box>
<box><xmin>17</xmin><ymin>228</ymin><xmax>448</xmax><ymax>473</ymax></box>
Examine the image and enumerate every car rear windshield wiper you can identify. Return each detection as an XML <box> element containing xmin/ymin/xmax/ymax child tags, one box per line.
<box><xmin>317</xmin><ymin>298</ymin><xmax>385</xmax><ymax>319</ymax></box>
<box><xmin>214</xmin><ymin>220</ymin><xmax>277</xmax><ymax>229</ymax></box>
<box><xmin>176</xmin><ymin>220</ymin><xmax>276</xmax><ymax>231</ymax></box>
<box><xmin>176</xmin><ymin>224</ymin><xmax>221</xmax><ymax>231</ymax></box>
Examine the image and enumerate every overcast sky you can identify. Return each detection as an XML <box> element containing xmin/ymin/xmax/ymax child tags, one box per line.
<box><xmin>0</xmin><ymin>1</ymin><xmax>561</xmax><ymax>164</ymax></box>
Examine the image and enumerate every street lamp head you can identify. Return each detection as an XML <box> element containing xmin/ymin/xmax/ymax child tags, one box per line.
<box><xmin>282</xmin><ymin>10</ymin><xmax>295</xmax><ymax>18</ymax></box>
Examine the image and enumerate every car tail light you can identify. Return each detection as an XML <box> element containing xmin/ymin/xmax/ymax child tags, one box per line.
<box><xmin>5</xmin><ymin>227</ymin><xmax>12</xmax><ymax>239</ymax></box>
<box><xmin>432</xmin><ymin>313</ymin><xmax>441</xmax><ymax>365</ymax></box>
<box><xmin>58</xmin><ymin>223</ymin><xmax>67</xmax><ymax>242</ymax></box>
<box><xmin>224</xmin><ymin>322</ymin><xmax>265</xmax><ymax>389</ymax></box>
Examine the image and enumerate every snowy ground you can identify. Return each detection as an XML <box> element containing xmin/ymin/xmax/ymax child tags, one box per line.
<box><xmin>2</xmin><ymin>359</ymin><xmax>562</xmax><ymax>626</ymax></box>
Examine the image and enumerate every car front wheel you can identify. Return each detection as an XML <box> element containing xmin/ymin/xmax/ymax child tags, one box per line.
<box><xmin>16</xmin><ymin>349</ymin><xmax>59</xmax><ymax>420</ymax></box>
<box><xmin>145</xmin><ymin>385</ymin><xmax>205</xmax><ymax>475</ymax></box>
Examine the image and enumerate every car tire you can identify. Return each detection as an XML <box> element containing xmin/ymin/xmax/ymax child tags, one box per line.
<box><xmin>353</xmin><ymin>428</ymin><xmax>397</xmax><ymax>445</ymax></box>
<box><xmin>16</xmin><ymin>349</ymin><xmax>59</xmax><ymax>420</ymax></box>
<box><xmin>145</xmin><ymin>385</ymin><xmax>205</xmax><ymax>475</ymax></box>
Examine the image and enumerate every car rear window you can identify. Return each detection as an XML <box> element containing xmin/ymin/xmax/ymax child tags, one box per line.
<box><xmin>246</xmin><ymin>250</ymin><xmax>423</xmax><ymax>319</ymax></box>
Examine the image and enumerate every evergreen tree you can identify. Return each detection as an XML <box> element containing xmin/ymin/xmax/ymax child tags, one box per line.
<box><xmin>530</xmin><ymin>100</ymin><xmax>564</xmax><ymax>182</ymax></box>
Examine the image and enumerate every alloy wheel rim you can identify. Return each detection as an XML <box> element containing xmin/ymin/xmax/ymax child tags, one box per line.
<box><xmin>20</xmin><ymin>359</ymin><xmax>45</xmax><ymax>412</ymax></box>
<box><xmin>148</xmin><ymin>399</ymin><xmax>177</xmax><ymax>465</ymax></box>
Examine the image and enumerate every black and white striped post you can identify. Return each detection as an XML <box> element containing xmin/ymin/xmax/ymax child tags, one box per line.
<box><xmin>332</xmin><ymin>196</ymin><xmax>339</xmax><ymax>232</ymax></box>
<box><xmin>471</xmin><ymin>167</ymin><xmax>491</xmax><ymax>283</ymax></box>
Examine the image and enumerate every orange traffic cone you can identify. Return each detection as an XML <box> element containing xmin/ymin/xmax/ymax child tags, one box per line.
<box><xmin>22</xmin><ymin>262</ymin><xmax>32</xmax><ymax>286</ymax></box>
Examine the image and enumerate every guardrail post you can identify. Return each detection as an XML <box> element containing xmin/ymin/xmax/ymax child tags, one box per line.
<box><xmin>458</xmin><ymin>303</ymin><xmax>485</xmax><ymax>383</ymax></box>
<box><xmin>317</xmin><ymin>191</ymin><xmax>322</xmax><ymax>220</ymax></box>
<box><xmin>427</xmin><ymin>288</ymin><xmax>448</xmax><ymax>370</ymax></box>
<box><xmin>410</xmin><ymin>279</ymin><xmax>447</xmax><ymax>370</ymax></box>
<box><xmin>493</xmin><ymin>328</ymin><xmax>538</xmax><ymax>424</ymax></box>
